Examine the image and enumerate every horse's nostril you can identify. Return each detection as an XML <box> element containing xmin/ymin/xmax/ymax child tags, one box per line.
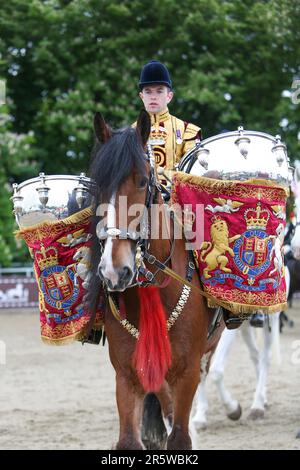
<box><xmin>120</xmin><ymin>266</ymin><xmax>132</xmax><ymax>283</ymax></box>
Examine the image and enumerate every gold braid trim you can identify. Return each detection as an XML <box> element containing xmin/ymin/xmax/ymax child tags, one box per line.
<box><xmin>172</xmin><ymin>172</ymin><xmax>289</xmax><ymax>200</ymax></box>
<box><xmin>41</xmin><ymin>315</ymin><xmax>104</xmax><ymax>345</ymax></box>
<box><xmin>15</xmin><ymin>206</ymin><xmax>94</xmax><ymax>242</ymax></box>
<box><xmin>207</xmin><ymin>299</ymin><xmax>287</xmax><ymax>315</ymax></box>
<box><xmin>41</xmin><ymin>322</ymin><xmax>104</xmax><ymax>346</ymax></box>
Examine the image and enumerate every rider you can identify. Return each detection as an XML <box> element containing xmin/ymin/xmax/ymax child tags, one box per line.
<box><xmin>135</xmin><ymin>60</ymin><xmax>201</xmax><ymax>177</ymax></box>
<box><xmin>135</xmin><ymin>61</ymin><xmax>243</xmax><ymax>330</ymax></box>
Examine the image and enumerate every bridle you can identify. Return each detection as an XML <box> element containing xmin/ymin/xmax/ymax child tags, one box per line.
<box><xmin>94</xmin><ymin>144</ymin><xmax>231</xmax><ymax>338</ymax></box>
<box><xmin>96</xmin><ymin>144</ymin><xmax>176</xmax><ymax>289</ymax></box>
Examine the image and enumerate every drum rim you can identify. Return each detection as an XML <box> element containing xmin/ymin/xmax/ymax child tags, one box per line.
<box><xmin>15</xmin><ymin>174</ymin><xmax>93</xmax><ymax>190</ymax></box>
<box><xmin>178</xmin><ymin>129</ymin><xmax>288</xmax><ymax>172</ymax></box>
<box><xmin>199</xmin><ymin>129</ymin><xmax>278</xmax><ymax>148</ymax></box>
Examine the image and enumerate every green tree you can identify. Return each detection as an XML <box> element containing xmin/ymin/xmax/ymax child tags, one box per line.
<box><xmin>0</xmin><ymin>104</ymin><xmax>36</xmax><ymax>265</ymax></box>
<box><xmin>0</xmin><ymin>0</ymin><xmax>299</xmax><ymax>264</ymax></box>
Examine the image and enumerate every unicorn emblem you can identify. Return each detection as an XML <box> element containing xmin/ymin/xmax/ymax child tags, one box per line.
<box><xmin>73</xmin><ymin>246</ymin><xmax>92</xmax><ymax>289</ymax></box>
<box><xmin>269</xmin><ymin>223</ymin><xmax>285</xmax><ymax>277</ymax></box>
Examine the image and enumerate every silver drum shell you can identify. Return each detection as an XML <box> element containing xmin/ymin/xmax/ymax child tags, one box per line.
<box><xmin>178</xmin><ymin>129</ymin><xmax>293</xmax><ymax>188</ymax></box>
<box><xmin>12</xmin><ymin>174</ymin><xmax>93</xmax><ymax>228</ymax></box>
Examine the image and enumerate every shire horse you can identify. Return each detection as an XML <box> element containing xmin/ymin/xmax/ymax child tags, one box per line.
<box><xmin>88</xmin><ymin>110</ymin><xmax>223</xmax><ymax>450</ymax></box>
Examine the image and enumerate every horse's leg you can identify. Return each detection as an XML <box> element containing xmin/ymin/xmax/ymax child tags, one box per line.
<box><xmin>285</xmin><ymin>266</ymin><xmax>290</xmax><ymax>298</ymax></box>
<box><xmin>155</xmin><ymin>381</ymin><xmax>173</xmax><ymax>435</ymax></box>
<box><xmin>115</xmin><ymin>372</ymin><xmax>145</xmax><ymax>450</ymax></box>
<box><xmin>210</xmin><ymin>328</ymin><xmax>242</xmax><ymax>420</ymax></box>
<box><xmin>248</xmin><ymin>313</ymin><xmax>280</xmax><ymax>420</ymax></box>
<box><xmin>141</xmin><ymin>383</ymin><xmax>173</xmax><ymax>450</ymax></box>
<box><xmin>167</xmin><ymin>365</ymin><xmax>200</xmax><ymax>450</ymax></box>
<box><xmin>240</xmin><ymin>320</ymin><xmax>260</xmax><ymax>378</ymax></box>
<box><xmin>192</xmin><ymin>353</ymin><xmax>212</xmax><ymax>431</ymax></box>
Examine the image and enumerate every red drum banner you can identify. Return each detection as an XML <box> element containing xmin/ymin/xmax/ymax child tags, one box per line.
<box><xmin>172</xmin><ymin>173</ymin><xmax>288</xmax><ymax>315</ymax></box>
<box><xmin>17</xmin><ymin>207</ymin><xmax>104</xmax><ymax>344</ymax></box>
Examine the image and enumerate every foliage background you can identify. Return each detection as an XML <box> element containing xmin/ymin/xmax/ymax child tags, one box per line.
<box><xmin>0</xmin><ymin>0</ymin><xmax>299</xmax><ymax>265</ymax></box>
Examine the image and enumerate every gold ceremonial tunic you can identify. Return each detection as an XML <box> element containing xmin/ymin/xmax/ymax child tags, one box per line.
<box><xmin>134</xmin><ymin>108</ymin><xmax>201</xmax><ymax>171</ymax></box>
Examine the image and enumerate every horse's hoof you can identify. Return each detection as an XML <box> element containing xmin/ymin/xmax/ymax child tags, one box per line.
<box><xmin>227</xmin><ymin>404</ymin><xmax>242</xmax><ymax>421</ymax></box>
<box><xmin>248</xmin><ymin>408</ymin><xmax>264</xmax><ymax>420</ymax></box>
<box><xmin>296</xmin><ymin>429</ymin><xmax>300</xmax><ymax>439</ymax></box>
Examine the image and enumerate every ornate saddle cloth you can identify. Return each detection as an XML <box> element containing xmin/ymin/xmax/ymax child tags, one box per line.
<box><xmin>172</xmin><ymin>173</ymin><xmax>288</xmax><ymax>315</ymax></box>
<box><xmin>17</xmin><ymin>207</ymin><xmax>104</xmax><ymax>344</ymax></box>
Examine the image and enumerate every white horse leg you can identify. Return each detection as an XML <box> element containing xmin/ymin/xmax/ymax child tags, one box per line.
<box><xmin>192</xmin><ymin>378</ymin><xmax>209</xmax><ymax>432</ymax></box>
<box><xmin>192</xmin><ymin>353</ymin><xmax>211</xmax><ymax>431</ymax></box>
<box><xmin>240</xmin><ymin>320</ymin><xmax>260</xmax><ymax>378</ymax></box>
<box><xmin>210</xmin><ymin>329</ymin><xmax>242</xmax><ymax>420</ymax></box>
<box><xmin>249</xmin><ymin>312</ymin><xmax>280</xmax><ymax>419</ymax></box>
<box><xmin>285</xmin><ymin>266</ymin><xmax>290</xmax><ymax>298</ymax></box>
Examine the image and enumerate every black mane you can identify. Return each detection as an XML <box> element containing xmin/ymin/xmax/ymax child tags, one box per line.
<box><xmin>89</xmin><ymin>126</ymin><xmax>147</xmax><ymax>202</ymax></box>
<box><xmin>85</xmin><ymin>126</ymin><xmax>148</xmax><ymax>329</ymax></box>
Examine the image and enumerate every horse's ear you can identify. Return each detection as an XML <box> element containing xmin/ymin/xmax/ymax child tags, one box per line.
<box><xmin>136</xmin><ymin>109</ymin><xmax>151</xmax><ymax>148</ymax></box>
<box><xmin>94</xmin><ymin>112</ymin><xmax>112</xmax><ymax>143</ymax></box>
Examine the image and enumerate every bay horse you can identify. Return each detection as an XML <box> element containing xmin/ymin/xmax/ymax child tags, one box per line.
<box><xmin>88</xmin><ymin>110</ymin><xmax>224</xmax><ymax>450</ymax></box>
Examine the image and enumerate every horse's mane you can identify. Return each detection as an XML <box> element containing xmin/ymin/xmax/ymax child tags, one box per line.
<box><xmin>89</xmin><ymin>126</ymin><xmax>147</xmax><ymax>202</ymax></box>
<box><xmin>86</xmin><ymin>125</ymin><xmax>147</xmax><ymax>325</ymax></box>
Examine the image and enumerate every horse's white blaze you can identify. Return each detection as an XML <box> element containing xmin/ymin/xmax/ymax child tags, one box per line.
<box><xmin>99</xmin><ymin>193</ymin><xmax>135</xmax><ymax>288</ymax></box>
<box><xmin>100</xmin><ymin>194</ymin><xmax>120</xmax><ymax>287</ymax></box>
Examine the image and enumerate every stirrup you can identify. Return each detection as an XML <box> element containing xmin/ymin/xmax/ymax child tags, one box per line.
<box><xmin>222</xmin><ymin>309</ymin><xmax>244</xmax><ymax>330</ymax></box>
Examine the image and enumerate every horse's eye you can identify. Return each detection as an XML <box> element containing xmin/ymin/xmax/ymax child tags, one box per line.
<box><xmin>138</xmin><ymin>177</ymin><xmax>148</xmax><ymax>189</ymax></box>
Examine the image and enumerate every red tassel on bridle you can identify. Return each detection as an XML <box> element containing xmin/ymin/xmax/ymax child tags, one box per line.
<box><xmin>133</xmin><ymin>286</ymin><xmax>172</xmax><ymax>392</ymax></box>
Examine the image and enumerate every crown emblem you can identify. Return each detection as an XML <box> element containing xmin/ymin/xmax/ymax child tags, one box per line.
<box><xmin>36</xmin><ymin>244</ymin><xmax>58</xmax><ymax>270</ymax></box>
<box><xmin>244</xmin><ymin>202</ymin><xmax>270</xmax><ymax>230</ymax></box>
<box><xmin>150</xmin><ymin>126</ymin><xmax>167</xmax><ymax>143</ymax></box>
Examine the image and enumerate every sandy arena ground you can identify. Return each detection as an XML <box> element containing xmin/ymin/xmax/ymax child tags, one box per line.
<box><xmin>0</xmin><ymin>305</ymin><xmax>300</xmax><ymax>450</ymax></box>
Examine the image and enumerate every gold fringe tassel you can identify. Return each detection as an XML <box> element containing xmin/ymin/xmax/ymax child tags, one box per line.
<box><xmin>207</xmin><ymin>299</ymin><xmax>287</xmax><ymax>315</ymax></box>
<box><xmin>15</xmin><ymin>206</ymin><xmax>94</xmax><ymax>239</ymax></box>
<box><xmin>41</xmin><ymin>321</ymin><xmax>104</xmax><ymax>346</ymax></box>
<box><xmin>172</xmin><ymin>172</ymin><xmax>289</xmax><ymax>197</ymax></box>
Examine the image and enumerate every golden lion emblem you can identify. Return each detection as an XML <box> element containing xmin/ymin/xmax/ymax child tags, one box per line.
<box><xmin>200</xmin><ymin>217</ymin><xmax>241</xmax><ymax>279</ymax></box>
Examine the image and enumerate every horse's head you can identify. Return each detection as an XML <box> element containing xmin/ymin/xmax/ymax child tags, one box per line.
<box><xmin>90</xmin><ymin>110</ymin><xmax>154</xmax><ymax>291</ymax></box>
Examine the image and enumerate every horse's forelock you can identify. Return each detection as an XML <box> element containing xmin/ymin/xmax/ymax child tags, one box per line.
<box><xmin>90</xmin><ymin>127</ymin><xmax>147</xmax><ymax>202</ymax></box>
